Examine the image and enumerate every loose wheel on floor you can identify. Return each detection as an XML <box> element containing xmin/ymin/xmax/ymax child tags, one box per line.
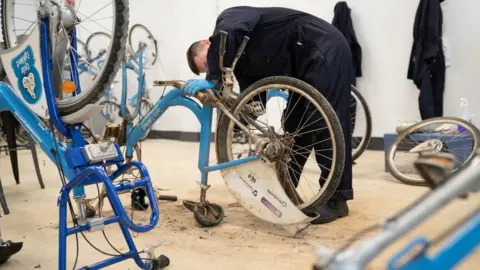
<box><xmin>216</xmin><ymin>76</ymin><xmax>345</xmax><ymax>213</ymax></box>
<box><xmin>1</xmin><ymin>0</ymin><xmax>129</xmax><ymax>115</ymax></box>
<box><xmin>350</xmin><ymin>86</ymin><xmax>372</xmax><ymax>161</ymax></box>
<box><xmin>387</xmin><ymin>117</ymin><xmax>479</xmax><ymax>186</ymax></box>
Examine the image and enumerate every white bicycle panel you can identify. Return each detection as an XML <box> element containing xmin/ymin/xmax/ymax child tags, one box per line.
<box><xmin>221</xmin><ymin>159</ymin><xmax>316</xmax><ymax>227</ymax></box>
<box><xmin>1</xmin><ymin>23</ymin><xmax>49</xmax><ymax>119</ymax></box>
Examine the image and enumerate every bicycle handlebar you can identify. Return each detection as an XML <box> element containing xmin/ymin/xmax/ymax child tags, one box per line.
<box><xmin>152</xmin><ymin>80</ymin><xmax>212</xmax><ymax>104</ymax></box>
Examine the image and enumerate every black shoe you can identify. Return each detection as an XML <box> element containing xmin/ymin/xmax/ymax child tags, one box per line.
<box><xmin>0</xmin><ymin>241</ymin><xmax>23</xmax><ymax>264</ymax></box>
<box><xmin>309</xmin><ymin>196</ymin><xmax>349</xmax><ymax>224</ymax></box>
<box><xmin>131</xmin><ymin>188</ymin><xmax>149</xmax><ymax>211</ymax></box>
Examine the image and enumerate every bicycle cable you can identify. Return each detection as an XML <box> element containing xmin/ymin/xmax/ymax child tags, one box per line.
<box><xmin>80</xmin><ymin>123</ymin><xmax>154</xmax><ymax>262</ymax></box>
<box><xmin>48</xmin><ymin>121</ymin><xmax>80</xmax><ymax>270</ymax></box>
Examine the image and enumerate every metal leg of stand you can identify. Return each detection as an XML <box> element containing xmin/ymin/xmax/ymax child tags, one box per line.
<box><xmin>28</xmin><ymin>135</ymin><xmax>45</xmax><ymax>189</ymax></box>
<box><xmin>0</xmin><ymin>177</ymin><xmax>9</xmax><ymax>215</ymax></box>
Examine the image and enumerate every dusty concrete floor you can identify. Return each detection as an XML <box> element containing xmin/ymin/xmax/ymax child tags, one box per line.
<box><xmin>0</xmin><ymin>140</ymin><xmax>478</xmax><ymax>270</ymax></box>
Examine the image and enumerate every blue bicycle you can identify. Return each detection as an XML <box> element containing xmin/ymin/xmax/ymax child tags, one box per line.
<box><xmin>314</xmin><ymin>151</ymin><xmax>479</xmax><ymax>269</ymax></box>
<box><xmin>0</xmin><ymin>0</ymin><xmax>168</xmax><ymax>269</ymax></box>
<box><xmin>85</xmin><ymin>31</ymin><xmax>155</xmax><ymax>140</ymax></box>
<box><xmin>97</xmin><ymin>31</ymin><xmax>347</xmax><ymax>229</ymax></box>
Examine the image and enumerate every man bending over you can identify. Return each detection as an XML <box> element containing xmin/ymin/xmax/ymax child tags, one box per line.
<box><xmin>182</xmin><ymin>6</ymin><xmax>354</xmax><ymax>224</ymax></box>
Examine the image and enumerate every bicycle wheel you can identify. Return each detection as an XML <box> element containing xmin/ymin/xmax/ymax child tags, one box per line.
<box><xmin>216</xmin><ymin>76</ymin><xmax>345</xmax><ymax>212</ymax></box>
<box><xmin>128</xmin><ymin>24</ymin><xmax>158</xmax><ymax>68</ymax></box>
<box><xmin>1</xmin><ymin>0</ymin><xmax>129</xmax><ymax>116</ymax></box>
<box><xmin>350</xmin><ymin>86</ymin><xmax>372</xmax><ymax>161</ymax></box>
<box><xmin>387</xmin><ymin>117</ymin><xmax>479</xmax><ymax>186</ymax></box>
<box><xmin>99</xmin><ymin>100</ymin><xmax>121</xmax><ymax>124</ymax></box>
<box><xmin>85</xmin><ymin>31</ymin><xmax>112</xmax><ymax>64</ymax></box>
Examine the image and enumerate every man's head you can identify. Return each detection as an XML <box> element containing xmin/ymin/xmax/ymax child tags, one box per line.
<box><xmin>186</xmin><ymin>39</ymin><xmax>211</xmax><ymax>75</ymax></box>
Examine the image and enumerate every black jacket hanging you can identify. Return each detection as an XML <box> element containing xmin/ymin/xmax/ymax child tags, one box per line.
<box><xmin>332</xmin><ymin>1</ymin><xmax>362</xmax><ymax>80</ymax></box>
<box><xmin>407</xmin><ymin>0</ymin><xmax>446</xmax><ymax>120</ymax></box>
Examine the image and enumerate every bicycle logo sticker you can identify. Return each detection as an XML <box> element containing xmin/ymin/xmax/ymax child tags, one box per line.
<box><xmin>240</xmin><ymin>176</ymin><xmax>258</xmax><ymax>196</ymax></box>
<box><xmin>267</xmin><ymin>189</ymin><xmax>287</xmax><ymax>207</ymax></box>
<box><xmin>11</xmin><ymin>45</ymin><xmax>42</xmax><ymax>104</ymax></box>
<box><xmin>261</xmin><ymin>197</ymin><xmax>282</xmax><ymax>218</ymax></box>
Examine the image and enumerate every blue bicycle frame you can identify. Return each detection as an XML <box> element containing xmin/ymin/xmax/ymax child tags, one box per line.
<box><xmin>120</xmin><ymin>46</ymin><xmax>149</xmax><ymax>121</ymax></box>
<box><xmin>0</xmin><ymin>13</ymin><xmax>159</xmax><ymax>270</ymax></box>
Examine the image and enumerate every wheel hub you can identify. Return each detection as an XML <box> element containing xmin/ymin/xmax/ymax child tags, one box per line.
<box><xmin>409</xmin><ymin>139</ymin><xmax>444</xmax><ymax>154</ymax></box>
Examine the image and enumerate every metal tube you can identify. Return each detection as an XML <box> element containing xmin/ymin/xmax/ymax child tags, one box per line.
<box><xmin>327</xmin><ymin>156</ymin><xmax>480</xmax><ymax>269</ymax></box>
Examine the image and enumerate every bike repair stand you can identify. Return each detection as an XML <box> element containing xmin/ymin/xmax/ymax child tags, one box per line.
<box><xmin>0</xmin><ymin>2</ymin><xmax>168</xmax><ymax>269</ymax></box>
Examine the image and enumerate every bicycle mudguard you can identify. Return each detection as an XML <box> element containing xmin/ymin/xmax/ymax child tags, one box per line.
<box><xmin>220</xmin><ymin>159</ymin><xmax>316</xmax><ymax>235</ymax></box>
<box><xmin>0</xmin><ymin>23</ymin><xmax>49</xmax><ymax>119</ymax></box>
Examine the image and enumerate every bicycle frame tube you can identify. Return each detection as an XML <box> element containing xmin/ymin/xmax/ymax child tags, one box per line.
<box><xmin>320</xmin><ymin>154</ymin><xmax>480</xmax><ymax>269</ymax></box>
<box><xmin>124</xmin><ymin>88</ymin><xmax>260</xmax><ymax>169</ymax></box>
<box><xmin>121</xmin><ymin>47</ymin><xmax>146</xmax><ymax>120</ymax></box>
<box><xmin>0</xmin><ymin>83</ymin><xmax>74</xmax><ymax>181</ymax></box>
<box><xmin>388</xmin><ymin>213</ymin><xmax>480</xmax><ymax>270</ymax></box>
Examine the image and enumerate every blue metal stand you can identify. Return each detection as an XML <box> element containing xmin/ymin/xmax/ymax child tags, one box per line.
<box><xmin>0</xmin><ymin>10</ymin><xmax>163</xmax><ymax>270</ymax></box>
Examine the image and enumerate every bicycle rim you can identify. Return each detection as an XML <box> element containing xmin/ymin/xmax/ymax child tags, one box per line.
<box><xmin>387</xmin><ymin>117</ymin><xmax>479</xmax><ymax>186</ymax></box>
<box><xmin>217</xmin><ymin>76</ymin><xmax>345</xmax><ymax>211</ymax></box>
<box><xmin>350</xmin><ymin>85</ymin><xmax>372</xmax><ymax>161</ymax></box>
<box><xmin>128</xmin><ymin>23</ymin><xmax>157</xmax><ymax>68</ymax></box>
<box><xmin>1</xmin><ymin>0</ymin><xmax>129</xmax><ymax>115</ymax></box>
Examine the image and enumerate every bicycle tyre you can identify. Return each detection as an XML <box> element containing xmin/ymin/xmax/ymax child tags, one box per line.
<box><xmin>1</xmin><ymin>0</ymin><xmax>130</xmax><ymax>116</ymax></box>
<box><xmin>351</xmin><ymin>86</ymin><xmax>372</xmax><ymax>161</ymax></box>
<box><xmin>386</xmin><ymin>117</ymin><xmax>480</xmax><ymax>186</ymax></box>
<box><xmin>85</xmin><ymin>31</ymin><xmax>112</xmax><ymax>61</ymax></box>
<box><xmin>128</xmin><ymin>23</ymin><xmax>158</xmax><ymax>66</ymax></box>
<box><xmin>216</xmin><ymin>76</ymin><xmax>345</xmax><ymax>212</ymax></box>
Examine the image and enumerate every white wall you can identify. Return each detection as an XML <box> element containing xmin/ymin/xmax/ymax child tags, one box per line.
<box><xmin>3</xmin><ymin>1</ymin><xmax>477</xmax><ymax>136</ymax></box>
<box><xmin>126</xmin><ymin>0</ymin><xmax>480</xmax><ymax>137</ymax></box>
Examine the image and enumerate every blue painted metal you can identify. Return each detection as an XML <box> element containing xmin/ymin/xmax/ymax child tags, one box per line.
<box><xmin>267</xmin><ymin>88</ymin><xmax>289</xmax><ymax>101</ymax></box>
<box><xmin>388</xmin><ymin>212</ymin><xmax>480</xmax><ymax>270</ymax></box>
<box><xmin>124</xmin><ymin>88</ymin><xmax>201</xmax><ymax>158</ymax></box>
<box><xmin>198</xmin><ymin>104</ymin><xmax>213</xmax><ymax>186</ymax></box>
<box><xmin>203</xmin><ymin>155</ymin><xmax>261</xmax><ymax>172</ymax></box>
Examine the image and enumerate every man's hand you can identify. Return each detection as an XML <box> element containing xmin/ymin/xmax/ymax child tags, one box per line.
<box><xmin>181</xmin><ymin>79</ymin><xmax>215</xmax><ymax>97</ymax></box>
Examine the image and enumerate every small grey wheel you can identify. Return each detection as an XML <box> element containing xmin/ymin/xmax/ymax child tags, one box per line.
<box><xmin>387</xmin><ymin>117</ymin><xmax>479</xmax><ymax>186</ymax></box>
<box><xmin>193</xmin><ymin>203</ymin><xmax>225</xmax><ymax>227</ymax></box>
